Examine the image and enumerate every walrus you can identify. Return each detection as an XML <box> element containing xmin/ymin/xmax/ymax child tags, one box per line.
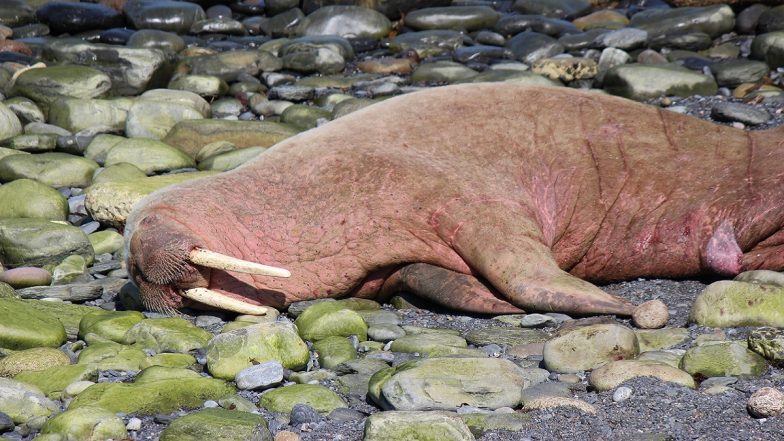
<box><xmin>124</xmin><ymin>83</ymin><xmax>784</xmax><ymax>317</ymax></box>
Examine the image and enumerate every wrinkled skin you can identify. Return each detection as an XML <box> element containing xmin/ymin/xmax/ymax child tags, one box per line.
<box><xmin>125</xmin><ymin>84</ymin><xmax>784</xmax><ymax>316</ymax></box>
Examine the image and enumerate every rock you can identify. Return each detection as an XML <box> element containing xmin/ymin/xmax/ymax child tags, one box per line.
<box><xmin>103</xmin><ymin>138</ymin><xmax>196</xmax><ymax>174</ymax></box>
<box><xmin>85</xmin><ymin>171</ymin><xmax>216</xmax><ymax>227</ymax></box>
<box><xmin>78</xmin><ymin>309</ymin><xmax>145</xmax><ymax>342</ymax></box>
<box><xmin>184</xmin><ymin>50</ymin><xmax>281</xmax><ymax>82</ymax></box>
<box><xmin>14</xmin><ymin>364</ymin><xmax>96</xmax><ymax>399</ymax></box>
<box><xmin>505</xmin><ymin>31</ymin><xmax>565</xmax><ymax>64</ymax></box>
<box><xmin>531</xmin><ymin>57</ymin><xmax>597</xmax><ymax>81</ymax></box>
<box><xmin>709</xmin><ymin>59</ymin><xmax>770</xmax><ymax>87</ymax></box>
<box><xmin>0</xmin><ymin>152</ymin><xmax>99</xmax><ymax>188</ymax></box>
<box><xmin>294</xmin><ymin>301</ymin><xmax>368</xmax><ymax>341</ymax></box>
<box><xmin>405</xmin><ymin>6</ymin><xmax>499</xmax><ymax>31</ymax></box>
<box><xmin>523</xmin><ymin>396</ymin><xmax>596</xmax><ymax>414</ymax></box>
<box><xmin>48</xmin><ymin>98</ymin><xmax>131</xmax><ymax>133</ymax></box>
<box><xmin>51</xmin><ymin>255</ymin><xmax>87</xmax><ymax>285</ymax></box>
<box><xmin>125</xmin><ymin>0</ymin><xmax>206</xmax><ymax>34</ymax></box>
<box><xmin>198</xmin><ymin>146</ymin><xmax>265</xmax><ymax>171</ymax></box>
<box><xmin>206</xmin><ymin>322</ymin><xmax>309</xmax><ymax>380</ymax></box>
<box><xmin>281</xmin><ymin>43</ymin><xmax>346</xmax><ymax>74</ymax></box>
<box><xmin>259</xmin><ymin>384</ymin><xmax>347</xmax><ymax>414</ymax></box>
<box><xmin>364</xmin><ymin>411</ymin><xmax>475</xmax><ymax>441</ymax></box>
<box><xmin>411</xmin><ymin>61</ymin><xmax>478</xmax><ymax>83</ymax></box>
<box><xmin>495</xmin><ymin>14</ymin><xmax>577</xmax><ymax>37</ymax></box>
<box><xmin>589</xmin><ymin>359</ymin><xmax>696</xmax><ymax>391</ymax></box>
<box><xmin>68</xmin><ymin>371</ymin><xmax>235</xmax><ymax>415</ymax></box>
<box><xmin>297</xmin><ymin>6</ymin><xmax>391</xmax><ymax>40</ymax></box>
<box><xmin>513</xmin><ymin>0</ymin><xmax>591</xmax><ymax>19</ymax></box>
<box><xmin>7</xmin><ymin>98</ymin><xmax>45</xmax><ymax>125</ymax></box>
<box><xmin>88</xmin><ymin>230</ymin><xmax>124</xmax><ymax>255</ymax></box>
<box><xmin>280</xmin><ymin>105</ymin><xmax>331</xmax><ymax>129</ymax></box>
<box><xmin>127</xmin><ymin>29</ymin><xmax>186</xmax><ymax>52</ymax></box>
<box><xmin>140</xmin><ymin>353</ymin><xmax>197</xmax><ymax>370</ymax></box>
<box><xmin>47</xmin><ymin>40</ymin><xmax>168</xmax><ymax>95</ymax></box>
<box><xmin>163</xmin><ymin>119</ymin><xmax>299</xmax><ymax>158</ymax></box>
<box><xmin>77</xmin><ymin>341</ymin><xmax>147</xmax><ymax>371</ymax></box>
<box><xmin>0</xmin><ymin>266</ymin><xmax>51</xmax><ymax>288</ymax></box>
<box><xmin>0</xmin><ymin>103</ymin><xmax>22</xmax><ymax>143</ymax></box>
<box><xmin>628</xmin><ymin>5</ymin><xmax>736</xmax><ymax>38</ymax></box>
<box><xmin>35</xmin><ymin>2</ymin><xmax>123</xmax><ymax>34</ymax></box>
<box><xmin>160</xmin><ymin>408</ymin><xmax>271</xmax><ymax>441</ymax></box>
<box><xmin>235</xmin><ymin>361</ymin><xmax>283</xmax><ymax>390</ymax></box>
<box><xmin>459</xmin><ymin>412</ymin><xmax>530</xmax><ymax>438</ymax></box>
<box><xmin>635</xmin><ymin>328</ymin><xmax>689</xmax><ymax>352</ymax></box>
<box><xmin>751</xmin><ymin>32</ymin><xmax>784</xmax><ymax>69</ymax></box>
<box><xmin>603</xmin><ymin>64</ymin><xmax>718</xmax><ymax>100</ymax></box>
<box><xmin>465</xmin><ymin>327</ymin><xmax>549</xmax><ymax>347</ymax></box>
<box><xmin>747</xmin><ymin>387</ymin><xmax>784</xmax><ymax>418</ymax></box>
<box><xmin>690</xmin><ymin>280</ymin><xmax>784</xmax><ymax>327</ymax></box>
<box><xmin>0</xmin><ymin>378</ymin><xmax>58</xmax><ymax>424</ymax></box>
<box><xmin>757</xmin><ymin>5</ymin><xmax>784</xmax><ymax>33</ymax></box>
<box><xmin>313</xmin><ymin>335</ymin><xmax>356</xmax><ymax>369</ymax></box>
<box><xmin>613</xmin><ymin>386</ymin><xmax>633</xmax><ymax>402</ymax></box>
<box><xmin>6</xmin><ymin>134</ymin><xmax>57</xmax><ymax>153</ymax></box>
<box><xmin>0</xmin><ymin>347</ymin><xmax>69</xmax><ymax>377</ymax></box>
<box><xmin>632</xmin><ymin>299</ymin><xmax>669</xmax><ymax>329</ymax></box>
<box><xmin>125</xmin><ymin>99</ymin><xmax>205</xmax><ymax>140</ymax></box>
<box><xmin>369</xmin><ymin>358</ymin><xmax>528</xmax><ymax>411</ymax></box>
<box><xmin>385</xmin><ymin>29</ymin><xmax>463</xmax><ymax>57</ymax></box>
<box><xmin>38</xmin><ymin>405</ymin><xmax>127</xmax><ymax>440</ymax></box>
<box><xmin>748</xmin><ymin>328</ymin><xmax>784</xmax><ymax>366</ymax></box>
<box><xmin>711</xmin><ymin>102</ymin><xmax>771</xmax><ymax>126</ymax></box>
<box><xmin>0</xmin><ymin>218</ymin><xmax>93</xmax><ymax>267</ymax></box>
<box><xmin>168</xmin><ymin>74</ymin><xmax>229</xmax><ymax>97</ymax></box>
<box><xmin>390</xmin><ymin>332</ymin><xmax>477</xmax><ymax>356</ymax></box>
<box><xmin>13</xmin><ymin>66</ymin><xmax>112</xmax><ymax>105</ymax></box>
<box><xmin>543</xmin><ymin>323</ymin><xmax>639</xmax><ymax>373</ymax></box>
<box><xmin>681</xmin><ymin>341</ymin><xmax>768</xmax><ymax>378</ymax></box>
<box><xmin>16</xmin><ymin>281</ymin><xmax>111</xmax><ymax>302</ymax></box>
<box><xmin>124</xmin><ymin>317</ymin><xmax>212</xmax><ymax>353</ymax></box>
<box><xmin>735</xmin><ymin>269</ymin><xmax>784</xmax><ymax>286</ymax></box>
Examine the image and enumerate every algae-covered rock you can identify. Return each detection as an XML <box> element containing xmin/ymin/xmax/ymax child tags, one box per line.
<box><xmin>0</xmin><ymin>218</ymin><xmax>93</xmax><ymax>267</ymax></box>
<box><xmin>389</xmin><ymin>333</ymin><xmax>481</xmax><ymax>357</ymax></box>
<box><xmin>69</xmin><ymin>375</ymin><xmax>235</xmax><ymax>415</ymax></box>
<box><xmin>140</xmin><ymin>353</ymin><xmax>198</xmax><ymax>370</ymax></box>
<box><xmin>160</xmin><ymin>408</ymin><xmax>271</xmax><ymax>441</ymax></box>
<box><xmin>690</xmin><ymin>281</ymin><xmax>784</xmax><ymax>327</ymax></box>
<box><xmin>14</xmin><ymin>363</ymin><xmax>98</xmax><ymax>399</ymax></box>
<box><xmin>589</xmin><ymin>359</ymin><xmax>696</xmax><ymax>391</ymax></box>
<box><xmin>636</xmin><ymin>328</ymin><xmax>690</xmax><ymax>352</ymax></box>
<box><xmin>294</xmin><ymin>301</ymin><xmax>368</xmax><ymax>341</ymax></box>
<box><xmin>681</xmin><ymin>341</ymin><xmax>768</xmax><ymax>378</ymax></box>
<box><xmin>123</xmin><ymin>317</ymin><xmax>212</xmax><ymax>353</ymax></box>
<box><xmin>0</xmin><ymin>377</ymin><xmax>58</xmax><ymax>424</ymax></box>
<box><xmin>0</xmin><ymin>347</ymin><xmax>70</xmax><ymax>377</ymax></box>
<box><xmin>748</xmin><ymin>327</ymin><xmax>784</xmax><ymax>367</ymax></box>
<box><xmin>206</xmin><ymin>322</ymin><xmax>309</xmax><ymax>380</ymax></box>
<box><xmin>78</xmin><ymin>309</ymin><xmax>145</xmax><ymax>343</ymax></box>
<box><xmin>259</xmin><ymin>383</ymin><xmax>347</xmax><ymax>414</ymax></box>
<box><xmin>543</xmin><ymin>323</ymin><xmax>639</xmax><ymax>373</ymax></box>
<box><xmin>38</xmin><ymin>406</ymin><xmax>127</xmax><ymax>441</ymax></box>
<box><xmin>363</xmin><ymin>411</ymin><xmax>475</xmax><ymax>441</ymax></box>
<box><xmin>76</xmin><ymin>341</ymin><xmax>147</xmax><ymax>371</ymax></box>
<box><xmin>163</xmin><ymin>119</ymin><xmax>300</xmax><ymax>158</ymax></box>
<box><xmin>88</xmin><ymin>230</ymin><xmax>124</xmax><ymax>255</ymax></box>
<box><xmin>369</xmin><ymin>357</ymin><xmax>527</xmax><ymax>411</ymax></box>
<box><xmin>0</xmin><ymin>178</ymin><xmax>68</xmax><ymax>221</ymax></box>
<box><xmin>312</xmin><ymin>335</ymin><xmax>356</xmax><ymax>369</ymax></box>
<box><xmin>0</xmin><ymin>298</ymin><xmax>67</xmax><ymax>349</ymax></box>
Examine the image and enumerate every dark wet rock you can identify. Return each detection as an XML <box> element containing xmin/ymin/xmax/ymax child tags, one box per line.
<box><xmin>711</xmin><ymin>102</ymin><xmax>771</xmax><ymax>125</ymax></box>
<box><xmin>266</xmin><ymin>0</ymin><xmax>300</xmax><ymax>16</ymax></box>
<box><xmin>405</xmin><ymin>6</ymin><xmax>499</xmax><ymax>32</ymax></box>
<box><xmin>709</xmin><ymin>59</ymin><xmax>769</xmax><ymax>87</ymax></box>
<box><xmin>757</xmin><ymin>5</ymin><xmax>784</xmax><ymax>33</ymax></box>
<box><xmin>454</xmin><ymin>45</ymin><xmax>514</xmax><ymax>63</ymax></box>
<box><xmin>302</xmin><ymin>0</ymin><xmax>451</xmax><ymax>20</ymax></box>
<box><xmin>296</xmin><ymin>5</ymin><xmax>392</xmax><ymax>40</ymax></box>
<box><xmin>35</xmin><ymin>2</ymin><xmax>123</xmax><ymax>35</ymax></box>
<box><xmin>629</xmin><ymin>5</ymin><xmax>735</xmax><ymax>38</ymax></box>
<box><xmin>127</xmin><ymin>29</ymin><xmax>186</xmax><ymax>52</ymax></box>
<box><xmin>505</xmin><ymin>31</ymin><xmax>564</xmax><ymax>64</ymax></box>
<box><xmin>384</xmin><ymin>29</ymin><xmax>464</xmax><ymax>57</ymax></box>
<box><xmin>736</xmin><ymin>4</ymin><xmax>770</xmax><ymax>34</ymax></box>
<box><xmin>184</xmin><ymin>50</ymin><xmax>281</xmax><ymax>82</ymax></box>
<box><xmin>279</xmin><ymin>36</ymin><xmax>354</xmax><ymax>74</ymax></box>
<box><xmin>0</xmin><ymin>0</ymin><xmax>34</xmax><ymax>27</ymax></box>
<box><xmin>558</xmin><ymin>28</ymin><xmax>607</xmax><ymax>51</ymax></box>
<box><xmin>495</xmin><ymin>14</ymin><xmax>579</xmax><ymax>37</ymax></box>
<box><xmin>650</xmin><ymin>31</ymin><xmax>714</xmax><ymax>51</ymax></box>
<box><xmin>11</xmin><ymin>23</ymin><xmax>50</xmax><ymax>39</ymax></box>
<box><xmin>512</xmin><ymin>0</ymin><xmax>591</xmax><ymax>20</ymax></box>
<box><xmin>593</xmin><ymin>27</ymin><xmax>648</xmax><ymax>50</ymax></box>
<box><xmin>124</xmin><ymin>0</ymin><xmax>207</xmax><ymax>34</ymax></box>
<box><xmin>751</xmin><ymin>31</ymin><xmax>784</xmax><ymax>68</ymax></box>
<box><xmin>97</xmin><ymin>28</ymin><xmax>135</xmax><ymax>45</ymax></box>
<box><xmin>190</xmin><ymin>17</ymin><xmax>246</xmax><ymax>35</ymax></box>
<box><xmin>603</xmin><ymin>64</ymin><xmax>718</xmax><ymax>100</ymax></box>
<box><xmin>247</xmin><ymin>9</ymin><xmax>302</xmax><ymax>37</ymax></box>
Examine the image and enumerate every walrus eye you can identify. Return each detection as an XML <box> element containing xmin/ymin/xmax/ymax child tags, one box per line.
<box><xmin>188</xmin><ymin>248</ymin><xmax>291</xmax><ymax>278</ymax></box>
<box><xmin>180</xmin><ymin>287</ymin><xmax>271</xmax><ymax>315</ymax></box>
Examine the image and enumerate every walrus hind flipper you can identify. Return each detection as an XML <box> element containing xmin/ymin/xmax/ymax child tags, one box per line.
<box><xmin>433</xmin><ymin>199</ymin><xmax>635</xmax><ymax>316</ymax></box>
<box><xmin>379</xmin><ymin>263</ymin><xmax>523</xmax><ymax>314</ymax></box>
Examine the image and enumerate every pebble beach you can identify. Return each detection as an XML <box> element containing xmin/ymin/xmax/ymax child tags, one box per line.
<box><xmin>0</xmin><ymin>0</ymin><xmax>783</xmax><ymax>440</ymax></box>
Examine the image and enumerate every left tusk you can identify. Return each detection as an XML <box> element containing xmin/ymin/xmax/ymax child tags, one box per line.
<box><xmin>189</xmin><ymin>248</ymin><xmax>291</xmax><ymax>277</ymax></box>
<box><xmin>182</xmin><ymin>287</ymin><xmax>270</xmax><ymax>315</ymax></box>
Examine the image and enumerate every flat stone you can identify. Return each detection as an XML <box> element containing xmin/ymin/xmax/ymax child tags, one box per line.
<box><xmin>259</xmin><ymin>384</ymin><xmax>347</xmax><ymax>414</ymax></box>
<box><xmin>628</xmin><ymin>5</ymin><xmax>735</xmax><ymax>38</ymax></box>
<box><xmin>690</xmin><ymin>280</ymin><xmax>784</xmax><ymax>327</ymax></box>
<box><xmin>603</xmin><ymin>64</ymin><xmax>718</xmax><ymax>101</ymax></box>
<box><xmin>47</xmin><ymin>98</ymin><xmax>131</xmax><ymax>133</ymax></box>
<box><xmin>711</xmin><ymin>102</ymin><xmax>771</xmax><ymax>126</ymax></box>
<box><xmin>364</xmin><ymin>411</ymin><xmax>475</xmax><ymax>441</ymax></box>
<box><xmin>505</xmin><ymin>31</ymin><xmax>564</xmax><ymax>64</ymax></box>
<box><xmin>0</xmin><ymin>218</ymin><xmax>93</xmax><ymax>267</ymax></box>
<box><xmin>35</xmin><ymin>2</ymin><xmax>123</xmax><ymax>35</ymax></box>
<box><xmin>589</xmin><ymin>359</ymin><xmax>696</xmax><ymax>391</ymax></box>
<box><xmin>160</xmin><ymin>408</ymin><xmax>270</xmax><ymax>441</ymax></box>
<box><xmin>405</xmin><ymin>6</ymin><xmax>499</xmax><ymax>31</ymax></box>
<box><xmin>163</xmin><ymin>119</ymin><xmax>299</xmax><ymax>158</ymax></box>
<box><xmin>543</xmin><ymin>323</ymin><xmax>639</xmax><ymax>373</ymax></box>
<box><xmin>13</xmin><ymin>65</ymin><xmax>112</xmax><ymax>105</ymax></box>
<box><xmin>681</xmin><ymin>341</ymin><xmax>768</xmax><ymax>378</ymax></box>
<box><xmin>296</xmin><ymin>5</ymin><xmax>392</xmax><ymax>40</ymax></box>
<box><xmin>125</xmin><ymin>0</ymin><xmax>206</xmax><ymax>34</ymax></box>
<box><xmin>411</xmin><ymin>61</ymin><xmax>478</xmax><ymax>83</ymax></box>
<box><xmin>235</xmin><ymin>361</ymin><xmax>283</xmax><ymax>390</ymax></box>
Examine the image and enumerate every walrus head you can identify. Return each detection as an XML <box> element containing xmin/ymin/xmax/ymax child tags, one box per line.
<box><xmin>127</xmin><ymin>213</ymin><xmax>290</xmax><ymax>316</ymax></box>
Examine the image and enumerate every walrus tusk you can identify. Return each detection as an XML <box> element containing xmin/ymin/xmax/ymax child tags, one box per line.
<box><xmin>189</xmin><ymin>248</ymin><xmax>291</xmax><ymax>277</ymax></box>
<box><xmin>182</xmin><ymin>287</ymin><xmax>270</xmax><ymax>315</ymax></box>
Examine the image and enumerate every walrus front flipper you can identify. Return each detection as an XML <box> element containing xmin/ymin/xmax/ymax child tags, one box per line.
<box><xmin>433</xmin><ymin>199</ymin><xmax>635</xmax><ymax>316</ymax></box>
<box><xmin>379</xmin><ymin>263</ymin><xmax>523</xmax><ymax>314</ymax></box>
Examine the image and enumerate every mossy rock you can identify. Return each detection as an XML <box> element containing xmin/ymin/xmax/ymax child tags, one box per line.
<box><xmin>0</xmin><ymin>218</ymin><xmax>94</xmax><ymax>267</ymax></box>
<box><xmin>123</xmin><ymin>317</ymin><xmax>212</xmax><ymax>353</ymax></box>
<box><xmin>79</xmin><ymin>309</ymin><xmax>145</xmax><ymax>343</ymax></box>
<box><xmin>259</xmin><ymin>384</ymin><xmax>347</xmax><ymax>414</ymax></box>
<box><xmin>0</xmin><ymin>347</ymin><xmax>70</xmax><ymax>377</ymax></box>
<box><xmin>14</xmin><ymin>363</ymin><xmax>98</xmax><ymax>399</ymax></box>
<box><xmin>76</xmin><ymin>341</ymin><xmax>147</xmax><ymax>371</ymax></box>
<box><xmin>0</xmin><ymin>298</ymin><xmax>66</xmax><ymax>349</ymax></box>
<box><xmin>294</xmin><ymin>301</ymin><xmax>368</xmax><ymax>341</ymax></box>
<box><xmin>363</xmin><ymin>411</ymin><xmax>475</xmax><ymax>441</ymax></box>
<box><xmin>0</xmin><ymin>178</ymin><xmax>68</xmax><ymax>221</ymax></box>
<box><xmin>312</xmin><ymin>335</ymin><xmax>356</xmax><ymax>369</ymax></box>
<box><xmin>690</xmin><ymin>281</ymin><xmax>784</xmax><ymax>327</ymax></box>
<box><xmin>39</xmin><ymin>405</ymin><xmax>127</xmax><ymax>441</ymax></box>
<box><xmin>160</xmin><ymin>408</ymin><xmax>271</xmax><ymax>441</ymax></box>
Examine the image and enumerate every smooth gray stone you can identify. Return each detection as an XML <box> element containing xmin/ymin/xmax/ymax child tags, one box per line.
<box><xmin>127</xmin><ymin>29</ymin><xmax>186</xmax><ymax>53</ymax></box>
<box><xmin>737</xmin><ymin>4</ymin><xmax>770</xmax><ymax>35</ymax></box>
<box><xmin>603</xmin><ymin>64</ymin><xmax>718</xmax><ymax>101</ymax></box>
<box><xmin>711</xmin><ymin>102</ymin><xmax>771</xmax><ymax>126</ymax></box>
<box><xmin>16</xmin><ymin>283</ymin><xmax>102</xmax><ymax>302</ymax></box>
<box><xmin>454</xmin><ymin>45</ymin><xmax>514</xmax><ymax>63</ymax></box>
<box><xmin>495</xmin><ymin>14</ymin><xmax>578</xmax><ymax>37</ymax></box>
<box><xmin>250</xmin><ymin>8</ymin><xmax>304</xmax><ymax>37</ymax></box>
<box><xmin>512</xmin><ymin>0</ymin><xmax>591</xmax><ymax>20</ymax></box>
<box><xmin>650</xmin><ymin>31</ymin><xmax>713</xmax><ymax>51</ymax></box>
<box><xmin>296</xmin><ymin>5</ymin><xmax>392</xmax><ymax>40</ymax></box>
<box><xmin>558</xmin><ymin>29</ymin><xmax>608</xmax><ymax>51</ymax></box>
<box><xmin>709</xmin><ymin>59</ymin><xmax>770</xmax><ymax>87</ymax></box>
<box><xmin>234</xmin><ymin>361</ymin><xmax>283</xmax><ymax>390</ymax></box>
<box><xmin>505</xmin><ymin>31</ymin><xmax>564</xmax><ymax>64</ymax></box>
<box><xmin>593</xmin><ymin>28</ymin><xmax>648</xmax><ymax>51</ymax></box>
<box><xmin>384</xmin><ymin>29</ymin><xmax>464</xmax><ymax>56</ymax></box>
<box><xmin>405</xmin><ymin>6</ymin><xmax>499</xmax><ymax>32</ymax></box>
<box><xmin>757</xmin><ymin>5</ymin><xmax>784</xmax><ymax>33</ymax></box>
<box><xmin>629</xmin><ymin>5</ymin><xmax>735</xmax><ymax>38</ymax></box>
<box><xmin>124</xmin><ymin>0</ymin><xmax>206</xmax><ymax>34</ymax></box>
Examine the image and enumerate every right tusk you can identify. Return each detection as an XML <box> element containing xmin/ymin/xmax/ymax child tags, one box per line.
<box><xmin>181</xmin><ymin>287</ymin><xmax>270</xmax><ymax>315</ymax></box>
<box><xmin>189</xmin><ymin>248</ymin><xmax>291</xmax><ymax>278</ymax></box>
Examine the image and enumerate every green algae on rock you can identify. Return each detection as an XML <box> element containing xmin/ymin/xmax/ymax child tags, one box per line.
<box><xmin>294</xmin><ymin>301</ymin><xmax>368</xmax><ymax>341</ymax></box>
<box><xmin>38</xmin><ymin>406</ymin><xmax>127</xmax><ymax>441</ymax></box>
<box><xmin>0</xmin><ymin>298</ymin><xmax>67</xmax><ymax>349</ymax></box>
<box><xmin>259</xmin><ymin>383</ymin><xmax>347</xmax><ymax>414</ymax></box>
<box><xmin>364</xmin><ymin>411</ymin><xmax>476</xmax><ymax>441</ymax></box>
<box><xmin>14</xmin><ymin>363</ymin><xmax>98</xmax><ymax>399</ymax></box>
<box><xmin>690</xmin><ymin>280</ymin><xmax>784</xmax><ymax>327</ymax></box>
<box><xmin>0</xmin><ymin>178</ymin><xmax>68</xmax><ymax>221</ymax></box>
<box><xmin>589</xmin><ymin>359</ymin><xmax>696</xmax><ymax>391</ymax></box>
<box><xmin>681</xmin><ymin>341</ymin><xmax>768</xmax><ymax>378</ymax></box>
<box><xmin>123</xmin><ymin>317</ymin><xmax>212</xmax><ymax>353</ymax></box>
<box><xmin>78</xmin><ymin>309</ymin><xmax>145</xmax><ymax>343</ymax></box>
<box><xmin>0</xmin><ymin>346</ymin><xmax>70</xmax><ymax>377</ymax></box>
<box><xmin>160</xmin><ymin>408</ymin><xmax>271</xmax><ymax>441</ymax></box>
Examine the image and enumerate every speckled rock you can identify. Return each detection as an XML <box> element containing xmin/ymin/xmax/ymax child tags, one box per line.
<box><xmin>690</xmin><ymin>280</ymin><xmax>784</xmax><ymax>327</ymax></box>
<box><xmin>681</xmin><ymin>341</ymin><xmax>768</xmax><ymax>378</ymax></box>
<box><xmin>589</xmin><ymin>360</ymin><xmax>696</xmax><ymax>391</ymax></box>
<box><xmin>543</xmin><ymin>323</ymin><xmax>639</xmax><ymax>373</ymax></box>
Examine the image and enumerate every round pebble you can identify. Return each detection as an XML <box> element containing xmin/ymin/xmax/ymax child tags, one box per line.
<box><xmin>747</xmin><ymin>387</ymin><xmax>784</xmax><ymax>418</ymax></box>
<box><xmin>633</xmin><ymin>299</ymin><xmax>669</xmax><ymax>329</ymax></box>
<box><xmin>290</xmin><ymin>403</ymin><xmax>323</xmax><ymax>425</ymax></box>
<box><xmin>126</xmin><ymin>417</ymin><xmax>142</xmax><ymax>431</ymax></box>
<box><xmin>613</xmin><ymin>386</ymin><xmax>633</xmax><ymax>402</ymax></box>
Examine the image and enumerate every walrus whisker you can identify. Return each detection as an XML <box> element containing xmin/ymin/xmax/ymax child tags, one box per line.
<box><xmin>181</xmin><ymin>287</ymin><xmax>271</xmax><ymax>315</ymax></box>
<box><xmin>188</xmin><ymin>248</ymin><xmax>291</xmax><ymax>278</ymax></box>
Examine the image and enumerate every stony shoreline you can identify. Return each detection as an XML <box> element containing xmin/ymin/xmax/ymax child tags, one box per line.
<box><xmin>0</xmin><ymin>0</ymin><xmax>783</xmax><ymax>440</ymax></box>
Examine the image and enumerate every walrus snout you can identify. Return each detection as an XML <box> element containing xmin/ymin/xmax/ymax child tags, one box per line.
<box><xmin>128</xmin><ymin>214</ymin><xmax>290</xmax><ymax>315</ymax></box>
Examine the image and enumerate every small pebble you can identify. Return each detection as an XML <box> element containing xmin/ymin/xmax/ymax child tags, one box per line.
<box><xmin>747</xmin><ymin>387</ymin><xmax>784</xmax><ymax>418</ymax></box>
<box><xmin>613</xmin><ymin>386</ymin><xmax>633</xmax><ymax>402</ymax></box>
<box><xmin>633</xmin><ymin>299</ymin><xmax>669</xmax><ymax>329</ymax></box>
<box><xmin>126</xmin><ymin>417</ymin><xmax>142</xmax><ymax>431</ymax></box>
<box><xmin>290</xmin><ymin>404</ymin><xmax>322</xmax><ymax>425</ymax></box>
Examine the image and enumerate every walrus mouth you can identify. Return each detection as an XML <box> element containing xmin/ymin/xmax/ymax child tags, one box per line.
<box><xmin>180</xmin><ymin>247</ymin><xmax>291</xmax><ymax>315</ymax></box>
